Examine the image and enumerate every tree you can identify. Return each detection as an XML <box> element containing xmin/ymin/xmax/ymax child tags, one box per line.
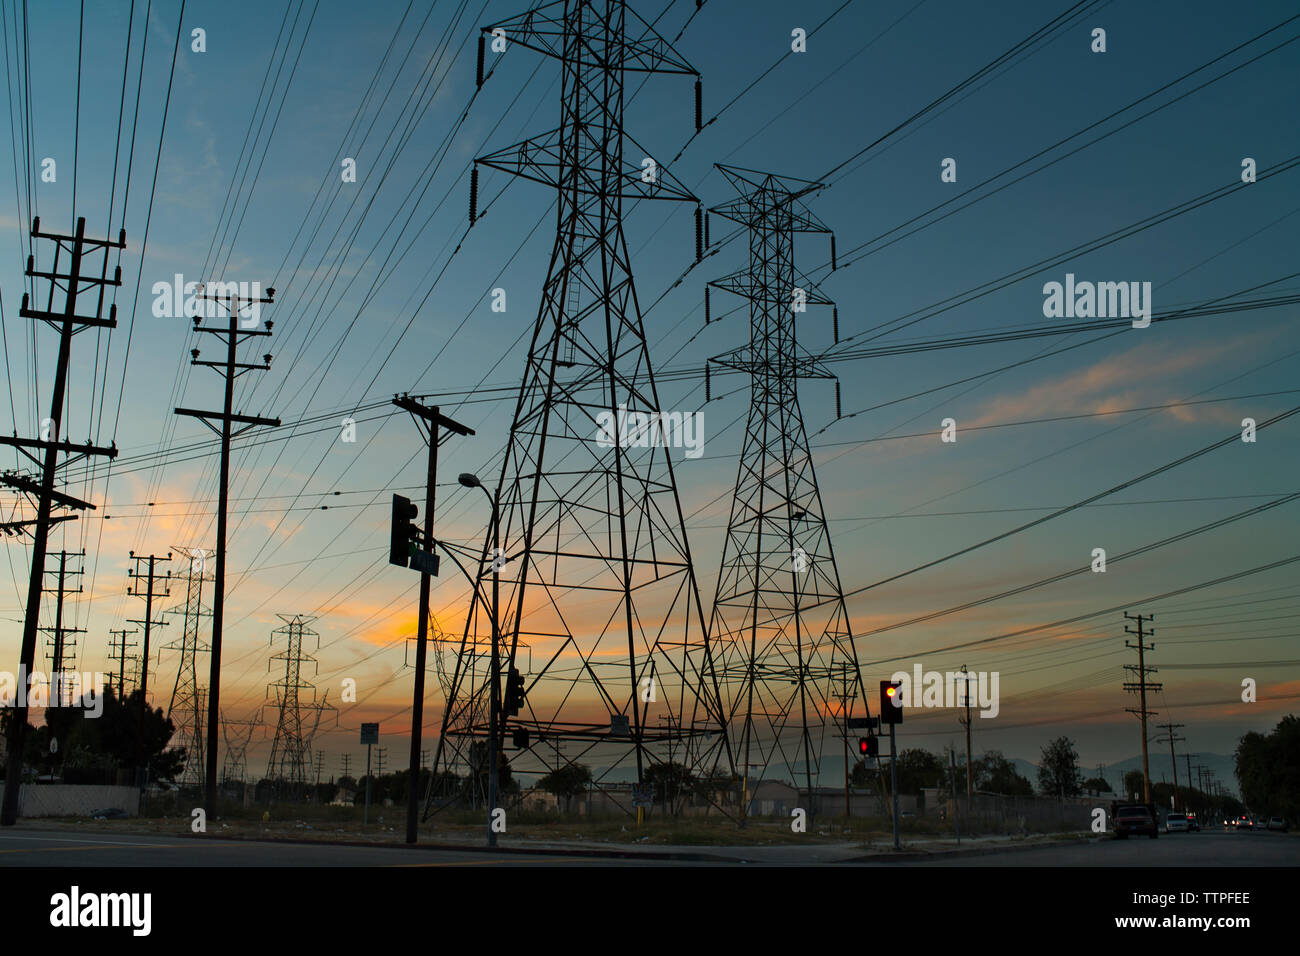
<box><xmin>8</xmin><ymin>689</ymin><xmax>183</xmax><ymax>782</ymax></box>
<box><xmin>894</xmin><ymin>749</ymin><xmax>945</xmax><ymax>795</ymax></box>
<box><xmin>644</xmin><ymin>761</ymin><xmax>695</xmax><ymax>807</ymax></box>
<box><xmin>1037</xmin><ymin>736</ymin><xmax>1082</xmax><ymax>798</ymax></box>
<box><xmin>1082</xmin><ymin>776</ymin><xmax>1113</xmax><ymax>795</ymax></box>
<box><xmin>537</xmin><ymin>762</ymin><xmax>592</xmax><ymax>812</ymax></box>
<box><xmin>973</xmin><ymin>750</ymin><xmax>1033</xmax><ymax>796</ymax></box>
<box><xmin>97</xmin><ymin>689</ymin><xmax>185</xmax><ymax>782</ymax></box>
<box><xmin>1123</xmin><ymin>769</ymin><xmax>1145</xmax><ymax>801</ymax></box>
<box><xmin>1236</xmin><ymin>715</ymin><xmax>1300</xmax><ymax>819</ymax></box>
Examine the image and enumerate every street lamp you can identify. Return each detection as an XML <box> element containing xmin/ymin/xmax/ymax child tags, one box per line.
<box><xmin>460</xmin><ymin>472</ymin><xmax>501</xmax><ymax>848</ymax></box>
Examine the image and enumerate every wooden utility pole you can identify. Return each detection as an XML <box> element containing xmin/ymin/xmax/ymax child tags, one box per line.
<box><xmin>1123</xmin><ymin>612</ymin><xmax>1161</xmax><ymax>804</ymax></box>
<box><xmin>175</xmin><ymin>284</ymin><xmax>279</xmax><ymax>816</ymax></box>
<box><xmin>127</xmin><ymin>551</ymin><xmax>172</xmax><ymax>704</ymax></box>
<box><xmin>1155</xmin><ymin>722</ymin><xmax>1185</xmax><ymax>811</ymax></box>
<box><xmin>40</xmin><ymin>550</ymin><xmax>86</xmax><ymax>697</ymax></box>
<box><xmin>1</xmin><ymin>217</ymin><xmax>123</xmax><ymax>826</ymax></box>
<box><xmin>107</xmin><ymin>629</ymin><xmax>139</xmax><ymax>698</ymax></box>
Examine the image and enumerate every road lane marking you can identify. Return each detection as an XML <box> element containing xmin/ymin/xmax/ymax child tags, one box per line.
<box><xmin>0</xmin><ymin>834</ymin><xmax>189</xmax><ymax>846</ymax></box>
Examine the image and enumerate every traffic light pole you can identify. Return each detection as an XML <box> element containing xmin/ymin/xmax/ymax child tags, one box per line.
<box><xmin>391</xmin><ymin>395</ymin><xmax>473</xmax><ymax>845</ymax></box>
<box><xmin>890</xmin><ymin>720</ymin><xmax>900</xmax><ymax>850</ymax></box>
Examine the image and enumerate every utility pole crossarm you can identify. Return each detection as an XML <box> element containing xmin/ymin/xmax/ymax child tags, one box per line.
<box><xmin>0</xmin><ymin>472</ymin><xmax>98</xmax><ymax>510</ymax></box>
<box><xmin>1</xmin><ymin>217</ymin><xmax>125</xmax><ymax>827</ymax></box>
<box><xmin>172</xmin><ymin>283</ymin><xmax>280</xmax><ymax>816</ymax></box>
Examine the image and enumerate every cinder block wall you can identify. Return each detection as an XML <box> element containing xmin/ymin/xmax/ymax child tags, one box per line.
<box><xmin>18</xmin><ymin>784</ymin><xmax>140</xmax><ymax>818</ymax></box>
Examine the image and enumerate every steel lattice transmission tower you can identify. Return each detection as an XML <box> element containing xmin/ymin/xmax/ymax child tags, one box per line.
<box><xmin>435</xmin><ymin>0</ymin><xmax>730</xmax><ymax>805</ymax></box>
<box><xmin>221</xmin><ymin>712</ymin><xmax>260</xmax><ymax>786</ymax></box>
<box><xmin>703</xmin><ymin>165</ymin><xmax>866</xmax><ymax>814</ymax></box>
<box><xmin>265</xmin><ymin>614</ymin><xmax>329</xmax><ymax>795</ymax></box>
<box><xmin>163</xmin><ymin>548</ymin><xmax>213</xmax><ymax>788</ymax></box>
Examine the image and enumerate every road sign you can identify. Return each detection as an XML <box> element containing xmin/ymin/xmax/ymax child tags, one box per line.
<box><xmin>632</xmin><ymin>785</ymin><xmax>652</xmax><ymax>808</ymax></box>
<box><xmin>846</xmin><ymin>716</ymin><xmax>878</xmax><ymax>730</ymax></box>
<box><xmin>360</xmin><ymin>723</ymin><xmax>379</xmax><ymax>745</ymax></box>
<box><xmin>409</xmin><ymin>549</ymin><xmax>440</xmax><ymax>576</ymax></box>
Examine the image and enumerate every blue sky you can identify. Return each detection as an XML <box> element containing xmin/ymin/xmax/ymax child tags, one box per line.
<box><xmin>2</xmin><ymin>0</ymin><xmax>1298</xmax><ymax>790</ymax></box>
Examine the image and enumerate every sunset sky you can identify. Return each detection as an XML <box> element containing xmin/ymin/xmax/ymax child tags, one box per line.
<box><xmin>3</xmin><ymin>0</ymin><xmax>1298</xmax><ymax>793</ymax></box>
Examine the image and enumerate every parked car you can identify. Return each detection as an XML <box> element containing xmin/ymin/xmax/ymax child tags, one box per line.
<box><xmin>1266</xmin><ymin>816</ymin><xmax>1289</xmax><ymax>832</ymax></box>
<box><xmin>1165</xmin><ymin>813</ymin><xmax>1189</xmax><ymax>833</ymax></box>
<box><xmin>89</xmin><ymin>807</ymin><xmax>128</xmax><ymax>820</ymax></box>
<box><xmin>1113</xmin><ymin>803</ymin><xmax>1158</xmax><ymax>839</ymax></box>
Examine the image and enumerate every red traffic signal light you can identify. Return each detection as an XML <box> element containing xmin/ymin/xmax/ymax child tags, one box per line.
<box><xmin>880</xmin><ymin>679</ymin><xmax>903</xmax><ymax>724</ymax></box>
<box><xmin>858</xmin><ymin>736</ymin><xmax>878</xmax><ymax>757</ymax></box>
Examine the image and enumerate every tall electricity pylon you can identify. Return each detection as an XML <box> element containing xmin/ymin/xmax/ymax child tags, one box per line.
<box><xmin>435</xmin><ymin>0</ymin><xmax>730</xmax><ymax>810</ymax></box>
<box><xmin>704</xmin><ymin>165</ymin><xmax>864</xmax><ymax>818</ymax></box>
<box><xmin>221</xmin><ymin>712</ymin><xmax>260</xmax><ymax>786</ymax></box>
<box><xmin>265</xmin><ymin>614</ymin><xmax>330</xmax><ymax>796</ymax></box>
<box><xmin>163</xmin><ymin>548</ymin><xmax>213</xmax><ymax>788</ymax></box>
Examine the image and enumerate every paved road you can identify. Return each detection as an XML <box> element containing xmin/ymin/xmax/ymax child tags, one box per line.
<box><xmin>886</xmin><ymin>830</ymin><xmax>1298</xmax><ymax>866</ymax></box>
<box><xmin>0</xmin><ymin>829</ymin><xmax>675</xmax><ymax>866</ymax></box>
<box><xmin>0</xmin><ymin>826</ymin><xmax>1293</xmax><ymax>866</ymax></box>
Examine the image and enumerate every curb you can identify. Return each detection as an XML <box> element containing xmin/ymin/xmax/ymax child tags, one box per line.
<box><xmin>842</xmin><ymin>836</ymin><xmax>1094</xmax><ymax>863</ymax></box>
<box><xmin>171</xmin><ymin>829</ymin><xmax>739</xmax><ymax>863</ymax></box>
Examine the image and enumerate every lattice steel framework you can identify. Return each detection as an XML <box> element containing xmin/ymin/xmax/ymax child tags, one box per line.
<box><xmin>163</xmin><ymin>548</ymin><xmax>212</xmax><ymax>787</ymax></box>
<box><xmin>221</xmin><ymin>712</ymin><xmax>260</xmax><ymax>786</ymax></box>
<box><xmin>265</xmin><ymin>614</ymin><xmax>333</xmax><ymax>794</ymax></box>
<box><xmin>704</xmin><ymin>165</ymin><xmax>867</xmax><ymax>814</ymax></box>
<box><xmin>434</xmin><ymin>0</ymin><xmax>731</xmax><ymax>811</ymax></box>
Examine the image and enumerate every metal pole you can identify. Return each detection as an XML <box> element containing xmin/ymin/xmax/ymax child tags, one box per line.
<box><xmin>486</xmin><ymin>490</ymin><xmax>500</xmax><ymax>848</ymax></box>
<box><xmin>365</xmin><ymin>743</ymin><xmax>372</xmax><ymax>825</ymax></box>
<box><xmin>406</xmin><ymin>416</ymin><xmax>439</xmax><ymax>844</ymax></box>
<box><xmin>890</xmin><ymin>720</ymin><xmax>899</xmax><ymax>850</ymax></box>
<box><xmin>962</xmin><ymin>664</ymin><xmax>973</xmax><ymax>800</ymax></box>
<box><xmin>950</xmin><ymin>747</ymin><xmax>960</xmax><ymax>846</ymax></box>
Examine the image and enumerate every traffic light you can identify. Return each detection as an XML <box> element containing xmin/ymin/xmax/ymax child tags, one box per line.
<box><xmin>512</xmin><ymin>728</ymin><xmax>530</xmax><ymax>749</ymax></box>
<box><xmin>505</xmin><ymin>667</ymin><xmax>526</xmax><ymax>716</ymax></box>
<box><xmin>389</xmin><ymin>494</ymin><xmax>419</xmax><ymax>567</ymax></box>
<box><xmin>858</xmin><ymin>736</ymin><xmax>878</xmax><ymax>757</ymax></box>
<box><xmin>880</xmin><ymin>679</ymin><xmax>903</xmax><ymax>724</ymax></box>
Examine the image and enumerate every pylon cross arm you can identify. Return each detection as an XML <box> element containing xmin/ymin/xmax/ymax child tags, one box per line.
<box><xmin>477</xmin><ymin>130</ymin><xmax>696</xmax><ymax>203</ymax></box>
<box><xmin>484</xmin><ymin>4</ymin><xmax>696</xmax><ymax>75</ymax></box>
